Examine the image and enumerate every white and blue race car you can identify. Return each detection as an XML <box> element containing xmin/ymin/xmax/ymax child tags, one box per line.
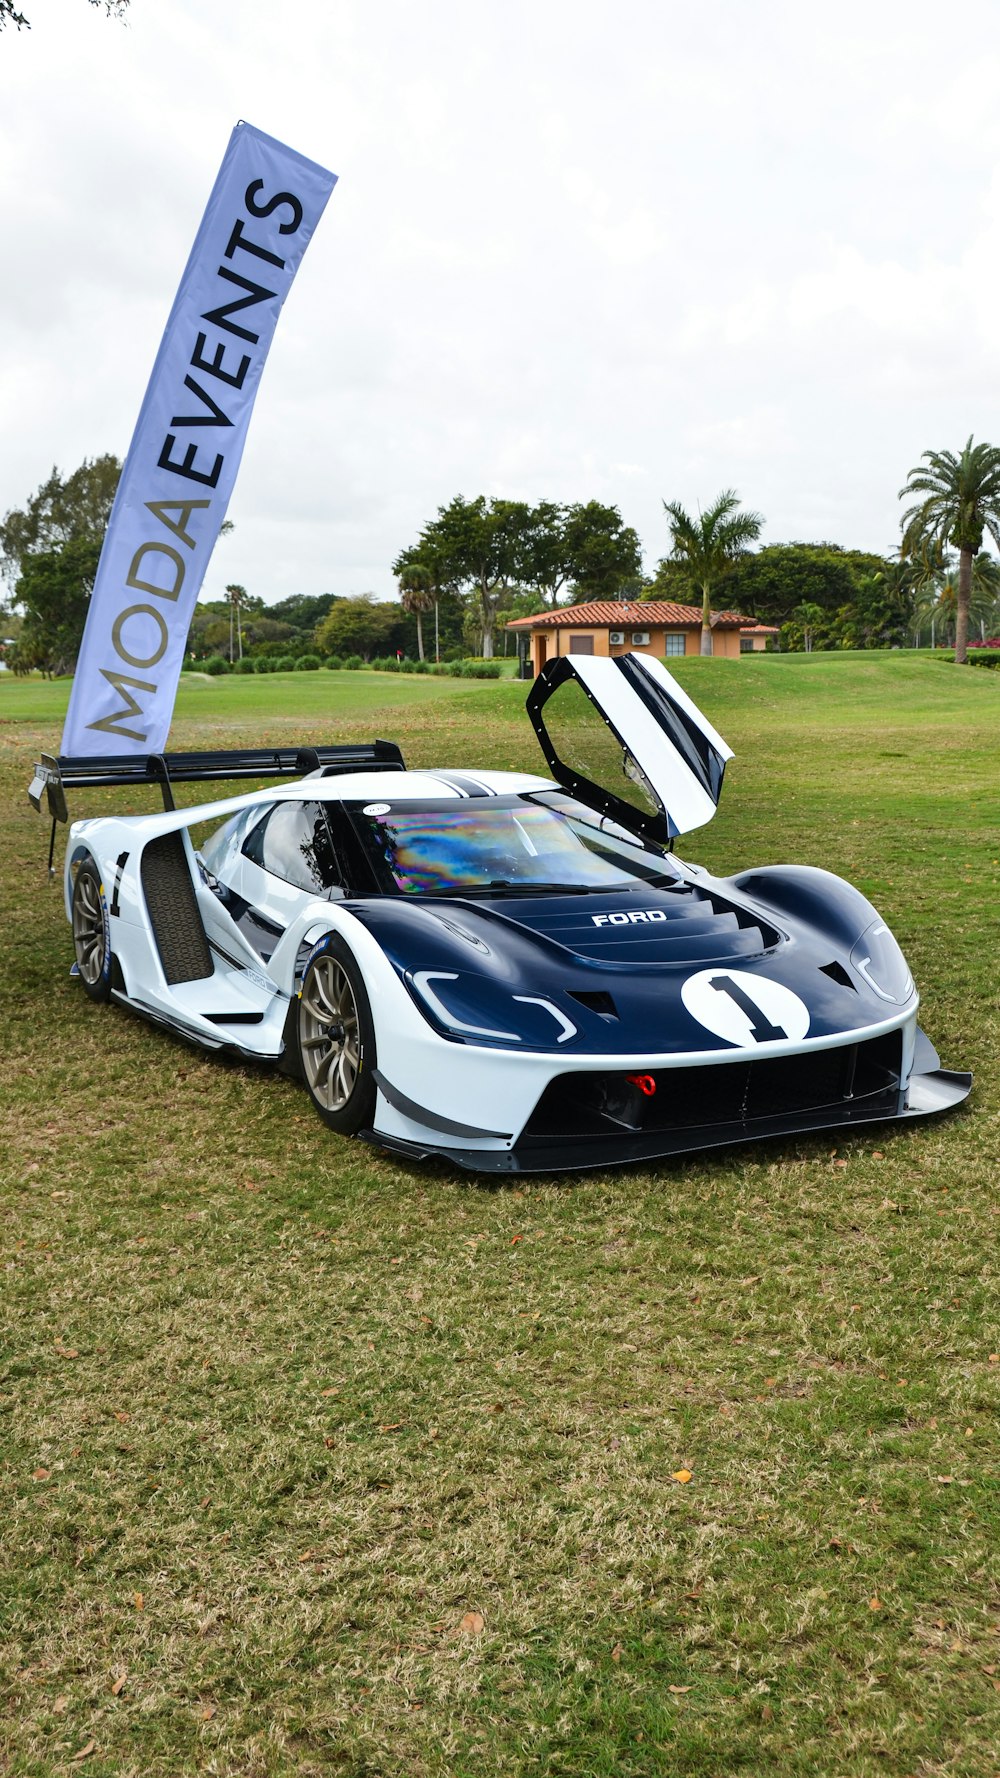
<box><xmin>31</xmin><ymin>653</ymin><xmax>970</xmax><ymax>1172</ymax></box>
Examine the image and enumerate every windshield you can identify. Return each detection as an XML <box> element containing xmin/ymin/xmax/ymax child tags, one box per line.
<box><xmin>348</xmin><ymin>793</ymin><xmax>675</xmax><ymax>896</ymax></box>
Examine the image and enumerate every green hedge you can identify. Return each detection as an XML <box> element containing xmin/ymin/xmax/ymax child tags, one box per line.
<box><xmin>426</xmin><ymin>658</ymin><xmax>502</xmax><ymax>679</ymax></box>
<box><xmin>940</xmin><ymin>648</ymin><xmax>1000</xmax><ymax>668</ymax></box>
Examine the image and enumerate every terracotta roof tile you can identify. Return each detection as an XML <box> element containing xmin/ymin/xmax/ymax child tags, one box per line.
<box><xmin>504</xmin><ymin>600</ymin><xmax>749</xmax><ymax>630</ymax></box>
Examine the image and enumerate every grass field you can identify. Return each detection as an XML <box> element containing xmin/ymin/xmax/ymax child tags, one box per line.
<box><xmin>2</xmin><ymin>656</ymin><xmax>999</xmax><ymax>1778</ymax></box>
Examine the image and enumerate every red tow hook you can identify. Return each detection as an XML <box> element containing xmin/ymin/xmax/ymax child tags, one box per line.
<box><xmin>626</xmin><ymin>1072</ymin><xmax>657</xmax><ymax>1097</ymax></box>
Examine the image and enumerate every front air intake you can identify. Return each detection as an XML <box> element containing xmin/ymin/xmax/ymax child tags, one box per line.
<box><xmin>523</xmin><ymin>1032</ymin><xmax>904</xmax><ymax>1141</ymax></box>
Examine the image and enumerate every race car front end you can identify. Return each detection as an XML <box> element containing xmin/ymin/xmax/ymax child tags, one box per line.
<box><xmin>348</xmin><ymin>873</ymin><xmax>971</xmax><ymax>1174</ymax></box>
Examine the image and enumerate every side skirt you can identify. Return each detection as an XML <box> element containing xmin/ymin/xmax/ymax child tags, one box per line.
<box><xmin>110</xmin><ymin>991</ymin><xmax>282</xmax><ymax>1065</ymax></box>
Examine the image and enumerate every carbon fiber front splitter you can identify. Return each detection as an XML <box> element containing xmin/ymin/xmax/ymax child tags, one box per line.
<box><xmin>359</xmin><ymin>1067</ymin><xmax>972</xmax><ymax>1175</ymax></box>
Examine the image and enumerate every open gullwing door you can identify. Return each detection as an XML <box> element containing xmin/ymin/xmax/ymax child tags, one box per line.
<box><xmin>525</xmin><ymin>652</ymin><xmax>733</xmax><ymax>845</ymax></box>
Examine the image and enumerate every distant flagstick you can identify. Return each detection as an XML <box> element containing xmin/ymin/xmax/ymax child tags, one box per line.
<box><xmin>61</xmin><ymin>122</ymin><xmax>336</xmax><ymax>759</ymax></box>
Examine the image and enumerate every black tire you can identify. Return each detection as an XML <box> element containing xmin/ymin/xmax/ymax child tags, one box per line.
<box><xmin>71</xmin><ymin>856</ymin><xmax>113</xmax><ymax>1004</ymax></box>
<box><xmin>297</xmin><ymin>936</ymin><xmax>377</xmax><ymax>1134</ymax></box>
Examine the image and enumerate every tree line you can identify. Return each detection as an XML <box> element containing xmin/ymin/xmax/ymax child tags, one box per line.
<box><xmin>0</xmin><ymin>474</ymin><xmax>644</xmax><ymax>670</ymax></box>
<box><xmin>4</xmin><ymin>438</ymin><xmax>1000</xmax><ymax>675</ymax></box>
<box><xmin>392</xmin><ymin>495</ymin><xmax>642</xmax><ymax>658</ymax></box>
<box><xmin>654</xmin><ymin>442</ymin><xmax>1000</xmax><ymax>661</ymax></box>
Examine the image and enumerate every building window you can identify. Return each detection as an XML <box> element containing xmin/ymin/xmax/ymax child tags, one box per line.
<box><xmin>631</xmin><ymin>630</ymin><xmax>650</xmax><ymax>647</ymax></box>
<box><xmin>608</xmin><ymin>630</ymin><xmax>625</xmax><ymax>645</ymax></box>
<box><xmin>663</xmin><ymin>633</ymin><xmax>685</xmax><ymax>656</ymax></box>
<box><xmin>569</xmin><ymin>635</ymin><xmax>595</xmax><ymax>654</ymax></box>
<box><xmin>740</xmin><ymin>635</ymin><xmax>755</xmax><ymax>653</ymax></box>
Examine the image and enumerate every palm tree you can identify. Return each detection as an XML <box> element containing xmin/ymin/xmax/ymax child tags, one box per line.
<box><xmin>225</xmin><ymin>583</ymin><xmax>247</xmax><ymax>662</ymax></box>
<box><xmin>662</xmin><ymin>490</ymin><xmax>763</xmax><ymax>656</ymax></box>
<box><xmin>793</xmin><ymin>600</ymin><xmax>826</xmax><ymax>653</ymax></box>
<box><xmin>397</xmin><ymin>560</ymin><xmax>436</xmax><ymax>662</ymax></box>
<box><xmin>911</xmin><ymin>582</ymin><xmax>941</xmax><ymax>649</ymax></box>
<box><xmin>927</xmin><ymin>560</ymin><xmax>1000</xmax><ymax>646</ymax></box>
<box><xmin>908</xmin><ymin>549</ymin><xmax>1000</xmax><ymax>648</ymax></box>
<box><xmin>899</xmin><ymin>437</ymin><xmax>1000</xmax><ymax>663</ymax></box>
<box><xmin>968</xmin><ymin>551</ymin><xmax>1000</xmax><ymax>640</ymax></box>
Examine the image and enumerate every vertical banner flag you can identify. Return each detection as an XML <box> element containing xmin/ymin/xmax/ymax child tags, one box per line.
<box><xmin>61</xmin><ymin>122</ymin><xmax>336</xmax><ymax>758</ymax></box>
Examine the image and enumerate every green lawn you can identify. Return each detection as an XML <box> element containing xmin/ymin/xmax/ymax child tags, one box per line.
<box><xmin>2</xmin><ymin>656</ymin><xmax>999</xmax><ymax>1777</ymax></box>
<box><xmin>0</xmin><ymin>665</ymin><xmax>494</xmax><ymax>725</ymax></box>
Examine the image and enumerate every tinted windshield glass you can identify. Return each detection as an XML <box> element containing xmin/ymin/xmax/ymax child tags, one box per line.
<box><xmin>349</xmin><ymin>795</ymin><xmax>674</xmax><ymax>896</ymax></box>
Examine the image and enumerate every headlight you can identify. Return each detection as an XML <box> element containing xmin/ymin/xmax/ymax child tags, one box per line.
<box><xmin>849</xmin><ymin>921</ymin><xmax>914</xmax><ymax>1004</ymax></box>
<box><xmin>408</xmin><ymin>970</ymin><xmax>577</xmax><ymax>1048</ymax></box>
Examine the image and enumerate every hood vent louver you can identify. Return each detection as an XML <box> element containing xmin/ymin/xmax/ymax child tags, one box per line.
<box><xmin>505</xmin><ymin>882</ymin><xmax>781</xmax><ymax>967</ymax></box>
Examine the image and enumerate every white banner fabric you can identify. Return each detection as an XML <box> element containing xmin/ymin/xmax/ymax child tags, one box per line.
<box><xmin>61</xmin><ymin>122</ymin><xmax>336</xmax><ymax>758</ymax></box>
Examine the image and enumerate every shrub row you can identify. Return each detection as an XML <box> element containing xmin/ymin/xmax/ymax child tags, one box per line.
<box><xmin>431</xmin><ymin>658</ymin><xmax>502</xmax><ymax>679</ymax></box>
<box><xmin>368</xmin><ymin>656</ymin><xmax>431</xmax><ymax>674</ymax></box>
<box><xmin>348</xmin><ymin>656</ymin><xmax>501</xmax><ymax>677</ymax></box>
<box><xmin>939</xmin><ymin>647</ymin><xmax>1000</xmax><ymax>669</ymax></box>
<box><xmin>185</xmin><ymin>653</ymin><xmax>503</xmax><ymax>678</ymax></box>
<box><xmin>187</xmin><ymin>654</ymin><xmax>330</xmax><ymax>675</ymax></box>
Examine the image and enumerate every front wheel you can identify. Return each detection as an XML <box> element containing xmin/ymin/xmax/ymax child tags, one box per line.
<box><xmin>71</xmin><ymin>856</ymin><xmax>113</xmax><ymax>1003</ymax></box>
<box><xmin>297</xmin><ymin>937</ymin><xmax>377</xmax><ymax>1134</ymax></box>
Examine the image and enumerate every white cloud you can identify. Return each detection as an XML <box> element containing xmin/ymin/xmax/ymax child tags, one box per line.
<box><xmin>3</xmin><ymin>0</ymin><xmax>1000</xmax><ymax>599</ymax></box>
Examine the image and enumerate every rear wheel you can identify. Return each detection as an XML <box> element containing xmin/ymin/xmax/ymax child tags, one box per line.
<box><xmin>72</xmin><ymin>856</ymin><xmax>113</xmax><ymax>1003</ymax></box>
<box><xmin>297</xmin><ymin>937</ymin><xmax>377</xmax><ymax>1134</ymax></box>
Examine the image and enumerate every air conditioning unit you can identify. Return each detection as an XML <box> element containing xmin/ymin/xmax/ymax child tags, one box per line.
<box><xmin>631</xmin><ymin>631</ymin><xmax>650</xmax><ymax>646</ymax></box>
<box><xmin>609</xmin><ymin>630</ymin><xmax>625</xmax><ymax>645</ymax></box>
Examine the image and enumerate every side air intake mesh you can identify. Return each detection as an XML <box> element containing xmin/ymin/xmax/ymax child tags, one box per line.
<box><xmin>140</xmin><ymin>834</ymin><xmax>214</xmax><ymax>985</ymax></box>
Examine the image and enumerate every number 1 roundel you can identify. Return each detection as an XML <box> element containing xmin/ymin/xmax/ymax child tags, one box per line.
<box><xmin>681</xmin><ymin>968</ymin><xmax>810</xmax><ymax>1047</ymax></box>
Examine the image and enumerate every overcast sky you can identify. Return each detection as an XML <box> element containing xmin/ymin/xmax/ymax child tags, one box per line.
<box><xmin>3</xmin><ymin>0</ymin><xmax>1000</xmax><ymax>606</ymax></box>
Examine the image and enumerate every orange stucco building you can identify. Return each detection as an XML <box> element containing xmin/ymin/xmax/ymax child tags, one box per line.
<box><xmin>505</xmin><ymin>601</ymin><xmax>751</xmax><ymax>677</ymax></box>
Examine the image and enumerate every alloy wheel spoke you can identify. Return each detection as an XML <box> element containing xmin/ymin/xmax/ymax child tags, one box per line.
<box><xmin>300</xmin><ymin>955</ymin><xmax>363</xmax><ymax>1114</ymax></box>
<box><xmin>313</xmin><ymin>965</ymin><xmax>345</xmax><ymax>1018</ymax></box>
<box><xmin>315</xmin><ymin>1045</ymin><xmax>337</xmax><ymax>1085</ymax></box>
<box><xmin>303</xmin><ymin>984</ymin><xmax>329</xmax><ymax>1022</ymax></box>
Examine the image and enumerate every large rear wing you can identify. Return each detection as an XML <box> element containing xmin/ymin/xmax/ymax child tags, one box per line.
<box><xmin>28</xmin><ymin>741</ymin><xmax>406</xmax><ymax>869</ymax></box>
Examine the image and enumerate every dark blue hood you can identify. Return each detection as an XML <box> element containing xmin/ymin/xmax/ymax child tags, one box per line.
<box><xmin>342</xmin><ymin>870</ymin><xmax>910</xmax><ymax>1058</ymax></box>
